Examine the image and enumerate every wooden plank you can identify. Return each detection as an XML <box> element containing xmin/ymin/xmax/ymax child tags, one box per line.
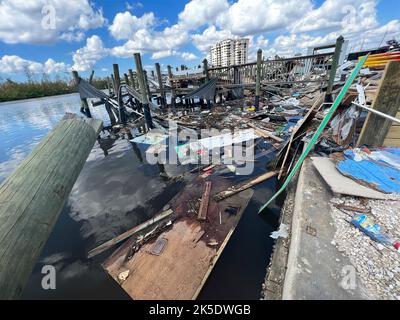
<box><xmin>197</xmin><ymin>181</ymin><xmax>212</xmax><ymax>220</ymax></box>
<box><xmin>87</xmin><ymin>209</ymin><xmax>174</xmax><ymax>258</ymax></box>
<box><xmin>247</xmin><ymin>122</ymin><xmax>284</xmax><ymax>142</ymax></box>
<box><xmin>357</xmin><ymin>61</ymin><xmax>400</xmax><ymax>146</ymax></box>
<box><xmin>0</xmin><ymin>114</ymin><xmax>102</xmax><ymax>299</ymax></box>
<box><xmin>385</xmin><ymin>126</ymin><xmax>400</xmax><ymax>139</ymax></box>
<box><xmin>213</xmin><ymin>171</ymin><xmax>277</xmax><ymax>201</ymax></box>
<box><xmin>383</xmin><ymin>138</ymin><xmax>400</xmax><ymax>147</ymax></box>
<box><xmin>278</xmin><ymin>93</ymin><xmax>324</xmax><ymax>179</ymax></box>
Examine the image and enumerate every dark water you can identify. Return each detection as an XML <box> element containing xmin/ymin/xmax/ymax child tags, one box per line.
<box><xmin>0</xmin><ymin>94</ymin><xmax>280</xmax><ymax>300</ymax></box>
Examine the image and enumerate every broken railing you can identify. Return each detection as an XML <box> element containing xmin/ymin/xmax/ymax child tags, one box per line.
<box><xmin>208</xmin><ymin>52</ymin><xmax>335</xmax><ymax>86</ymax></box>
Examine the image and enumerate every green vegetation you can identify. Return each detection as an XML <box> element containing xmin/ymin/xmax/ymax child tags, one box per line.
<box><xmin>0</xmin><ymin>76</ymin><xmax>108</xmax><ymax>102</ymax></box>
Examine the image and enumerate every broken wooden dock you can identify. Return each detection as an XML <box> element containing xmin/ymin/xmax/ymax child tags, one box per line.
<box><xmin>103</xmin><ymin>175</ymin><xmax>253</xmax><ymax>300</ymax></box>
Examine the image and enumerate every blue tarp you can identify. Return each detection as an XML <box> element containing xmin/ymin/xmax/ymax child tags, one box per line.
<box><xmin>336</xmin><ymin>148</ymin><xmax>400</xmax><ymax>193</ymax></box>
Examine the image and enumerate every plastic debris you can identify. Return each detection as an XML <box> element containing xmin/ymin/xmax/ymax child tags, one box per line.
<box><xmin>270</xmin><ymin>223</ymin><xmax>289</xmax><ymax>239</ymax></box>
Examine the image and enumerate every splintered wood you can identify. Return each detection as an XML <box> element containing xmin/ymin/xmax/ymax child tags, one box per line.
<box><xmin>198</xmin><ymin>181</ymin><xmax>212</xmax><ymax>220</ymax></box>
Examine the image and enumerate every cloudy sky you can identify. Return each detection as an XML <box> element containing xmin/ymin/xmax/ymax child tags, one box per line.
<box><xmin>0</xmin><ymin>0</ymin><xmax>399</xmax><ymax>81</ymax></box>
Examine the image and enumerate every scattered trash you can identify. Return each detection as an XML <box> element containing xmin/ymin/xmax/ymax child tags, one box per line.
<box><xmin>270</xmin><ymin>223</ymin><xmax>289</xmax><ymax>239</ymax></box>
<box><xmin>118</xmin><ymin>270</ymin><xmax>130</xmax><ymax>283</ymax></box>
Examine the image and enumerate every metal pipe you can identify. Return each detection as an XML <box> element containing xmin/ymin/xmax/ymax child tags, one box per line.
<box><xmin>352</xmin><ymin>101</ymin><xmax>400</xmax><ymax>125</ymax></box>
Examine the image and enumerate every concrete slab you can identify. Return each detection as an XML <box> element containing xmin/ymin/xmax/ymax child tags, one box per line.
<box><xmin>311</xmin><ymin>157</ymin><xmax>387</xmax><ymax>200</ymax></box>
<box><xmin>282</xmin><ymin>158</ymin><xmax>369</xmax><ymax>300</ymax></box>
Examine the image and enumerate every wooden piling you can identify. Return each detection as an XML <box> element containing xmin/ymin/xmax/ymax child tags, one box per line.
<box><xmin>128</xmin><ymin>69</ymin><xmax>136</xmax><ymax>88</ymax></box>
<box><xmin>167</xmin><ymin>65</ymin><xmax>176</xmax><ymax>108</ymax></box>
<box><xmin>72</xmin><ymin>70</ymin><xmax>92</xmax><ymax>118</ymax></box>
<box><xmin>134</xmin><ymin>53</ymin><xmax>154</xmax><ymax>129</ymax></box>
<box><xmin>203</xmin><ymin>58</ymin><xmax>209</xmax><ymax>82</ymax></box>
<box><xmin>113</xmin><ymin>64</ymin><xmax>126</xmax><ymax>125</ymax></box>
<box><xmin>326</xmin><ymin>36</ymin><xmax>344</xmax><ymax>97</ymax></box>
<box><xmin>89</xmin><ymin>70</ymin><xmax>95</xmax><ymax>84</ymax></box>
<box><xmin>255</xmin><ymin>49</ymin><xmax>262</xmax><ymax>111</ymax></box>
<box><xmin>0</xmin><ymin>114</ymin><xmax>102</xmax><ymax>299</ymax></box>
<box><xmin>357</xmin><ymin>61</ymin><xmax>400</xmax><ymax>146</ymax></box>
<box><xmin>155</xmin><ymin>63</ymin><xmax>166</xmax><ymax>108</ymax></box>
<box><xmin>123</xmin><ymin>73</ymin><xmax>130</xmax><ymax>86</ymax></box>
<box><xmin>144</xmin><ymin>70</ymin><xmax>152</xmax><ymax>102</ymax></box>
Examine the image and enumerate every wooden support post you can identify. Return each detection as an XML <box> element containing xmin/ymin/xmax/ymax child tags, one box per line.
<box><xmin>357</xmin><ymin>61</ymin><xmax>400</xmax><ymax>147</ymax></box>
<box><xmin>326</xmin><ymin>36</ymin><xmax>344</xmax><ymax>97</ymax></box>
<box><xmin>113</xmin><ymin>64</ymin><xmax>126</xmax><ymax>125</ymax></box>
<box><xmin>123</xmin><ymin>73</ymin><xmax>130</xmax><ymax>86</ymax></box>
<box><xmin>0</xmin><ymin>113</ymin><xmax>102</xmax><ymax>299</ymax></box>
<box><xmin>89</xmin><ymin>70</ymin><xmax>95</xmax><ymax>84</ymax></box>
<box><xmin>110</xmin><ymin>74</ymin><xmax>117</xmax><ymax>94</ymax></box>
<box><xmin>134</xmin><ymin>53</ymin><xmax>154</xmax><ymax>129</ymax></box>
<box><xmin>144</xmin><ymin>70</ymin><xmax>152</xmax><ymax>102</ymax></box>
<box><xmin>72</xmin><ymin>70</ymin><xmax>92</xmax><ymax>118</ymax></box>
<box><xmin>167</xmin><ymin>65</ymin><xmax>176</xmax><ymax>109</ymax></box>
<box><xmin>155</xmin><ymin>63</ymin><xmax>166</xmax><ymax>108</ymax></box>
<box><xmin>128</xmin><ymin>69</ymin><xmax>135</xmax><ymax>88</ymax></box>
<box><xmin>106</xmin><ymin>76</ymin><xmax>112</xmax><ymax>95</ymax></box>
<box><xmin>255</xmin><ymin>49</ymin><xmax>262</xmax><ymax>111</ymax></box>
<box><xmin>203</xmin><ymin>58</ymin><xmax>209</xmax><ymax>82</ymax></box>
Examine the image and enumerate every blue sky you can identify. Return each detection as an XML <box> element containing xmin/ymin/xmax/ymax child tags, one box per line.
<box><xmin>0</xmin><ymin>0</ymin><xmax>399</xmax><ymax>81</ymax></box>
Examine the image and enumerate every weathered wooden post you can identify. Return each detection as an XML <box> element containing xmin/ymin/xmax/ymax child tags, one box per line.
<box><xmin>357</xmin><ymin>61</ymin><xmax>400</xmax><ymax>147</ymax></box>
<box><xmin>203</xmin><ymin>59</ymin><xmax>211</xmax><ymax>108</ymax></box>
<box><xmin>106</xmin><ymin>76</ymin><xmax>112</xmax><ymax>95</ymax></box>
<box><xmin>72</xmin><ymin>70</ymin><xmax>92</xmax><ymax>118</ymax></box>
<box><xmin>155</xmin><ymin>63</ymin><xmax>166</xmax><ymax>108</ymax></box>
<box><xmin>167</xmin><ymin>65</ymin><xmax>176</xmax><ymax>109</ymax></box>
<box><xmin>110</xmin><ymin>74</ymin><xmax>117</xmax><ymax>95</ymax></box>
<box><xmin>326</xmin><ymin>35</ymin><xmax>344</xmax><ymax>97</ymax></box>
<box><xmin>0</xmin><ymin>113</ymin><xmax>102</xmax><ymax>299</ymax></box>
<box><xmin>128</xmin><ymin>69</ymin><xmax>136</xmax><ymax>88</ymax></box>
<box><xmin>144</xmin><ymin>70</ymin><xmax>152</xmax><ymax>102</ymax></box>
<box><xmin>134</xmin><ymin>53</ymin><xmax>154</xmax><ymax>129</ymax></box>
<box><xmin>123</xmin><ymin>73</ymin><xmax>130</xmax><ymax>86</ymax></box>
<box><xmin>89</xmin><ymin>70</ymin><xmax>95</xmax><ymax>84</ymax></box>
<box><xmin>151</xmin><ymin>70</ymin><xmax>155</xmax><ymax>78</ymax></box>
<box><xmin>113</xmin><ymin>64</ymin><xmax>126</xmax><ymax>125</ymax></box>
<box><xmin>255</xmin><ymin>49</ymin><xmax>262</xmax><ymax>111</ymax></box>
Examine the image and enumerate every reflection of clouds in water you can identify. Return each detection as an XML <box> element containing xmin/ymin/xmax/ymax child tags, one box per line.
<box><xmin>67</xmin><ymin>140</ymin><xmax>168</xmax><ymax>245</ymax></box>
<box><xmin>0</xmin><ymin>94</ymin><xmax>111</xmax><ymax>183</ymax></box>
<box><xmin>60</xmin><ymin>261</ymin><xmax>90</xmax><ymax>280</ymax></box>
<box><xmin>0</xmin><ymin>136</ymin><xmax>46</xmax><ymax>182</ymax></box>
<box><xmin>40</xmin><ymin>252</ymin><xmax>71</xmax><ymax>266</ymax></box>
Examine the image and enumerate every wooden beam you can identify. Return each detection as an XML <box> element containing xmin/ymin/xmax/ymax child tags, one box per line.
<box><xmin>0</xmin><ymin>114</ymin><xmax>102</xmax><ymax>299</ymax></box>
<box><xmin>197</xmin><ymin>181</ymin><xmax>212</xmax><ymax>220</ymax></box>
<box><xmin>88</xmin><ymin>209</ymin><xmax>173</xmax><ymax>258</ymax></box>
<box><xmin>213</xmin><ymin>171</ymin><xmax>277</xmax><ymax>201</ymax></box>
<box><xmin>357</xmin><ymin>61</ymin><xmax>400</xmax><ymax>146</ymax></box>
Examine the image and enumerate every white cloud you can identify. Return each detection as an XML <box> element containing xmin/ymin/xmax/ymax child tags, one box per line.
<box><xmin>178</xmin><ymin>0</ymin><xmax>229</xmax><ymax>30</ymax></box>
<box><xmin>151</xmin><ymin>50</ymin><xmax>198</xmax><ymax>61</ymax></box>
<box><xmin>289</xmin><ymin>0</ymin><xmax>378</xmax><ymax>34</ymax></box>
<box><xmin>0</xmin><ymin>0</ymin><xmax>106</xmax><ymax>44</ymax></box>
<box><xmin>181</xmin><ymin>52</ymin><xmax>198</xmax><ymax>61</ymax></box>
<box><xmin>0</xmin><ymin>55</ymin><xmax>68</xmax><ymax>74</ymax></box>
<box><xmin>110</xmin><ymin>25</ymin><xmax>189</xmax><ymax>58</ymax></box>
<box><xmin>72</xmin><ymin>35</ymin><xmax>109</xmax><ymax>72</ymax></box>
<box><xmin>109</xmin><ymin>11</ymin><xmax>155</xmax><ymax>40</ymax></box>
<box><xmin>192</xmin><ymin>25</ymin><xmax>234</xmax><ymax>52</ymax></box>
<box><xmin>216</xmin><ymin>0</ymin><xmax>313</xmax><ymax>36</ymax></box>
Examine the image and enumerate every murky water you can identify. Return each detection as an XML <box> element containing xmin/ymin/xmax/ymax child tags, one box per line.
<box><xmin>0</xmin><ymin>94</ymin><xmax>280</xmax><ymax>299</ymax></box>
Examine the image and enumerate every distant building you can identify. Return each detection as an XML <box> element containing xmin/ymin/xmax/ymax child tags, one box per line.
<box><xmin>210</xmin><ymin>38</ymin><xmax>249</xmax><ymax>67</ymax></box>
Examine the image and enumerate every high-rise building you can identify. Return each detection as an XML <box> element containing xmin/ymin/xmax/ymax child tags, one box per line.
<box><xmin>210</xmin><ymin>38</ymin><xmax>249</xmax><ymax>67</ymax></box>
